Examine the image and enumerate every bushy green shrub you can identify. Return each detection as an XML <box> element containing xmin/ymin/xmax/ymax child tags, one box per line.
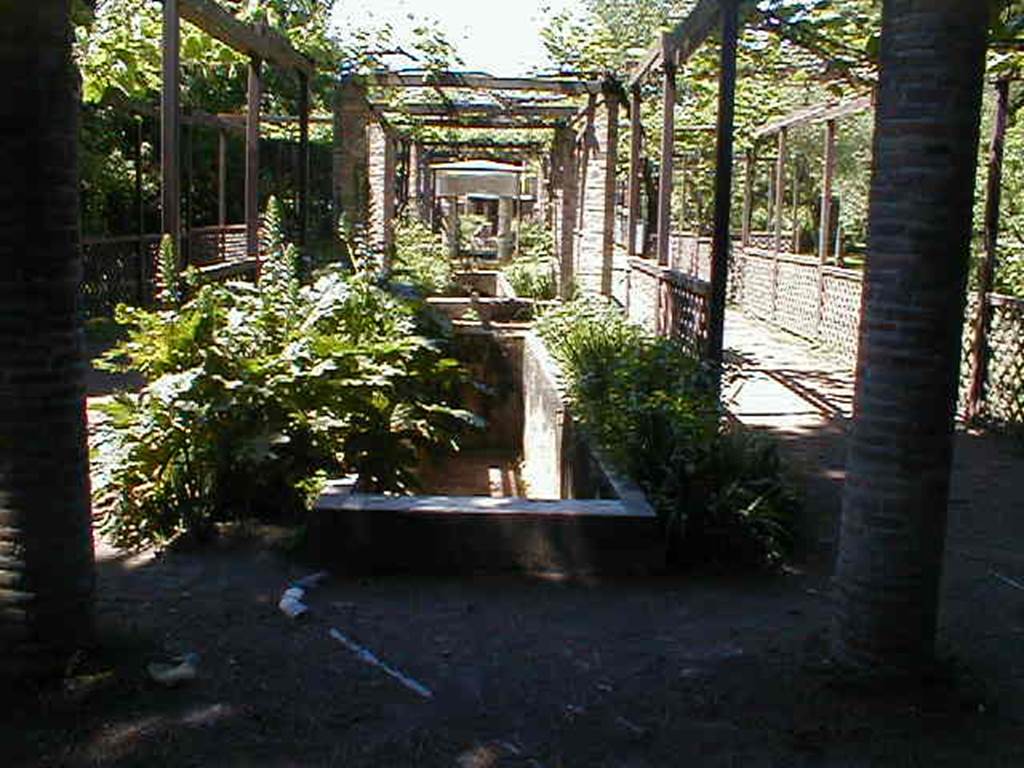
<box><xmin>501</xmin><ymin>220</ymin><xmax>558</xmax><ymax>299</ymax></box>
<box><xmin>392</xmin><ymin>214</ymin><xmax>453</xmax><ymax>294</ymax></box>
<box><xmin>535</xmin><ymin>296</ymin><xmax>794</xmax><ymax>568</ymax></box>
<box><xmin>459</xmin><ymin>213</ymin><xmax>491</xmax><ymax>254</ymax></box>
<box><xmin>502</xmin><ymin>255</ymin><xmax>558</xmax><ymax>300</ymax></box>
<box><xmin>516</xmin><ymin>219</ymin><xmax>554</xmax><ymax>263</ymax></box>
<box><xmin>92</xmin><ymin>202</ymin><xmax>479</xmax><ymax>550</ymax></box>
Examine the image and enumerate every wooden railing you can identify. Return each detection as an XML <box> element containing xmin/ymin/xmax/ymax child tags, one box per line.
<box><xmin>627</xmin><ymin>257</ymin><xmax>710</xmax><ymax>357</ymax></box>
<box><xmin>81</xmin><ymin>224</ymin><xmax>258</xmax><ymax>316</ymax></box>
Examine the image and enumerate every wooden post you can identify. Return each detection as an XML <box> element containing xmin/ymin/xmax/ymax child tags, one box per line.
<box><xmin>297</xmin><ymin>72</ymin><xmax>310</xmax><ymax>248</ymax></box>
<box><xmin>741</xmin><ymin>148</ymin><xmax>753</xmax><ymax>247</ymax></box>
<box><xmin>707</xmin><ymin>0</ymin><xmax>739</xmax><ymax>387</ymax></box>
<box><xmin>161</xmin><ymin>0</ymin><xmax>181</xmax><ymax>260</ymax></box>
<box><xmin>679</xmin><ymin>151</ymin><xmax>689</xmax><ymax>234</ymax></box>
<box><xmin>773</xmin><ymin>128</ymin><xmax>786</xmax><ymax>252</ymax></box>
<box><xmin>657</xmin><ymin>32</ymin><xmax>676</xmax><ymax>266</ymax></box>
<box><xmin>818</xmin><ymin>118</ymin><xmax>836</xmax><ymax>264</ymax></box>
<box><xmin>790</xmin><ymin>157</ymin><xmax>799</xmax><ymax>253</ymax></box>
<box><xmin>135</xmin><ymin>116</ymin><xmax>148</xmax><ymax>302</ymax></box>
<box><xmin>627</xmin><ymin>85</ymin><xmax>643</xmax><ymax>256</ymax></box>
<box><xmin>966</xmin><ymin>77</ymin><xmax>1010</xmax><ymax>421</ymax></box>
<box><xmin>245</xmin><ymin>56</ymin><xmax>261</xmax><ymax>261</ymax></box>
<box><xmin>183</xmin><ymin>122</ymin><xmax>192</xmax><ymax>261</ymax></box>
<box><xmin>217</xmin><ymin>128</ymin><xmax>227</xmax><ymax>226</ymax></box>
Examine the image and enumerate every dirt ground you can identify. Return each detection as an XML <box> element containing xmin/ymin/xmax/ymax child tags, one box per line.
<box><xmin>3</xmin><ymin>528</ymin><xmax>1022</xmax><ymax>768</ymax></box>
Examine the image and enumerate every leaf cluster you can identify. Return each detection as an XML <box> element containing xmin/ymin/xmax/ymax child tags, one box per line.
<box><xmin>535</xmin><ymin>296</ymin><xmax>794</xmax><ymax>568</ymax></box>
<box><xmin>92</xmin><ymin>200</ymin><xmax>480</xmax><ymax>549</ymax></box>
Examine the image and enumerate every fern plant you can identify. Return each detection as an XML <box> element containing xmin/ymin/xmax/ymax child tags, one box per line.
<box><xmin>155</xmin><ymin>233</ymin><xmax>180</xmax><ymax>309</ymax></box>
<box><xmin>93</xmin><ymin>202</ymin><xmax>481</xmax><ymax>550</ymax></box>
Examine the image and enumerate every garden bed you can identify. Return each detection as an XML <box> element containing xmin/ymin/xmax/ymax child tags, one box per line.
<box><xmin>308</xmin><ymin>321</ymin><xmax>661</xmax><ymax>577</ymax></box>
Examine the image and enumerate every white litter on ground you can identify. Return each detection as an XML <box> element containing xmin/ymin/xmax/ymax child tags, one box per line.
<box><xmin>328</xmin><ymin>627</ymin><xmax>434</xmax><ymax>699</ymax></box>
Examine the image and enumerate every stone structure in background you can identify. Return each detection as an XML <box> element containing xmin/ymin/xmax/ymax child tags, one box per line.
<box><xmin>367</xmin><ymin>120</ymin><xmax>397</xmax><ymax>259</ymax></box>
<box><xmin>568</xmin><ymin>87</ymin><xmax>619</xmax><ymax>297</ymax></box>
<box><xmin>332</xmin><ymin>79</ymin><xmax>370</xmax><ymax>230</ymax></box>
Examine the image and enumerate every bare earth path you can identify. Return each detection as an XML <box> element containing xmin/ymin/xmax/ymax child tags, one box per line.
<box><xmin>723</xmin><ymin>309</ymin><xmax>1024</xmax><ymax>721</ymax></box>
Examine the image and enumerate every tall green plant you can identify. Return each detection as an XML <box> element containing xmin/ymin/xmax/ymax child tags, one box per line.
<box><xmin>93</xmin><ymin>205</ymin><xmax>480</xmax><ymax>550</ymax></box>
<box><xmin>392</xmin><ymin>214</ymin><xmax>453</xmax><ymax>295</ymax></box>
<box><xmin>535</xmin><ymin>297</ymin><xmax>794</xmax><ymax>568</ymax></box>
<box><xmin>156</xmin><ymin>233</ymin><xmax>180</xmax><ymax>309</ymax></box>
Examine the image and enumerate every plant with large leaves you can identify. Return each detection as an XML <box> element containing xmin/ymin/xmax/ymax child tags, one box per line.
<box><xmin>92</xmin><ymin>201</ymin><xmax>480</xmax><ymax>549</ymax></box>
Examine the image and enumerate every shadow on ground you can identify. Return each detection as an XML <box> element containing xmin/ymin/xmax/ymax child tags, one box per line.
<box><xmin>2</xmin><ymin>528</ymin><xmax>1020</xmax><ymax>767</ymax></box>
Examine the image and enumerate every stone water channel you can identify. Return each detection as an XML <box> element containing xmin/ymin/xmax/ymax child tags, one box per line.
<box><xmin>308</xmin><ymin>272</ymin><xmax>661</xmax><ymax>576</ymax></box>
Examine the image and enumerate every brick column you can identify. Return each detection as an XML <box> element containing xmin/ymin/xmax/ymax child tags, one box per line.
<box><xmin>407</xmin><ymin>141</ymin><xmax>425</xmax><ymax>221</ymax></box>
<box><xmin>833</xmin><ymin>0</ymin><xmax>988</xmax><ymax>672</ymax></box>
<box><xmin>367</xmin><ymin>120</ymin><xmax>397</xmax><ymax>262</ymax></box>
<box><xmin>575</xmin><ymin>86</ymin><xmax>620</xmax><ymax>296</ymax></box>
<box><xmin>497</xmin><ymin>197</ymin><xmax>514</xmax><ymax>259</ymax></box>
<box><xmin>1</xmin><ymin>0</ymin><xmax>95</xmax><ymax>678</ymax></box>
<box><xmin>551</xmin><ymin>126</ymin><xmax>578</xmax><ymax>298</ymax></box>
<box><xmin>332</xmin><ymin>79</ymin><xmax>370</xmax><ymax>230</ymax></box>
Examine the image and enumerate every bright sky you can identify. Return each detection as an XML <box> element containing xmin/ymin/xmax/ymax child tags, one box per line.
<box><xmin>330</xmin><ymin>0</ymin><xmax>577</xmax><ymax>76</ymax></box>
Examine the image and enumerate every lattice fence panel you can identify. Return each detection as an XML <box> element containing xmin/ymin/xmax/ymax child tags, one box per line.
<box><xmin>662</xmin><ymin>272</ymin><xmax>711</xmax><ymax>357</ymax></box>
<box><xmin>775</xmin><ymin>257</ymin><xmax>821</xmax><ymax>340</ymax></box>
<box><xmin>820</xmin><ymin>270</ymin><xmax>863</xmax><ymax>361</ymax></box>
<box><xmin>980</xmin><ymin>296</ymin><xmax>1024</xmax><ymax>424</ymax></box>
<box><xmin>627</xmin><ymin>259</ymin><xmax>660</xmax><ymax>335</ymax></box>
<box><xmin>727</xmin><ymin>241</ymin><xmax>745</xmax><ymax>304</ymax></box>
<box><xmin>957</xmin><ymin>293</ymin><xmax>979</xmax><ymax>414</ymax></box>
<box><xmin>81</xmin><ymin>236</ymin><xmax>161</xmax><ymax>317</ymax></box>
<box><xmin>741</xmin><ymin>251</ymin><xmax>775</xmax><ymax>322</ymax></box>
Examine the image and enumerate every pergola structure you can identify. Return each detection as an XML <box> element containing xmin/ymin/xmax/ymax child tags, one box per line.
<box><xmin>747</xmin><ymin>94</ymin><xmax>873</xmax><ymax>259</ymax></box>
<box><xmin>623</xmin><ymin>0</ymin><xmax>747</xmax><ymax>379</ymax></box>
<box><xmin>330</xmin><ymin>68</ymin><xmax>611</xmax><ymax>277</ymax></box>
<box><xmin>431</xmin><ymin>159</ymin><xmax>524</xmax><ymax>259</ymax></box>
<box><xmin>161</xmin><ymin>0</ymin><xmax>316</xmax><ymax>262</ymax></box>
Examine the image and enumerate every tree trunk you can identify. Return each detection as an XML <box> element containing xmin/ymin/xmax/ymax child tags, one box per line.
<box><xmin>0</xmin><ymin>0</ymin><xmax>96</xmax><ymax>679</ymax></box>
<box><xmin>833</xmin><ymin>0</ymin><xmax>988</xmax><ymax>672</ymax></box>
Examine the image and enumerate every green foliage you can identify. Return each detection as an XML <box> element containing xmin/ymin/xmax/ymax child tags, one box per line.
<box><xmin>93</xmin><ymin>206</ymin><xmax>479</xmax><ymax>550</ymax></box>
<box><xmin>535</xmin><ymin>297</ymin><xmax>794</xmax><ymax>568</ymax></box>
<box><xmin>501</xmin><ymin>220</ymin><xmax>558</xmax><ymax>299</ymax></box>
<box><xmin>392</xmin><ymin>215</ymin><xmax>454</xmax><ymax>295</ymax></box>
<box><xmin>156</xmin><ymin>234</ymin><xmax>181</xmax><ymax>309</ymax></box>
<box><xmin>459</xmin><ymin>213</ymin><xmax>492</xmax><ymax>254</ymax></box>
<box><xmin>503</xmin><ymin>256</ymin><xmax>558</xmax><ymax>300</ymax></box>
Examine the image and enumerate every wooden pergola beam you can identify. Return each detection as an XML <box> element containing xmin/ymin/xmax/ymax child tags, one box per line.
<box><xmin>370</xmin><ymin>102</ymin><xmax>579</xmax><ymax>119</ymax></box>
<box><xmin>178</xmin><ymin>0</ymin><xmax>315</xmax><ymax>76</ymax></box>
<box><xmin>213</xmin><ymin>112</ymin><xmax>332</xmax><ymax>125</ymax></box>
<box><xmin>628</xmin><ymin>0</ymin><xmax>723</xmax><ymax>87</ymax></box>
<box><xmin>406</xmin><ymin>116</ymin><xmax>563</xmax><ymax>130</ymax></box>
<box><xmin>420</xmin><ymin>140</ymin><xmax>544</xmax><ymax>150</ymax></box>
<box><xmin>753</xmin><ymin>94</ymin><xmax>872</xmax><ymax>138</ymax></box>
<box><xmin>360</xmin><ymin>71</ymin><xmax>601</xmax><ymax>95</ymax></box>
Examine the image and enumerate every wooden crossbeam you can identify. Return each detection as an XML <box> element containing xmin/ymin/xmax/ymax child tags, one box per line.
<box><xmin>629</xmin><ymin>0</ymin><xmax>722</xmax><ymax>86</ymax></box>
<box><xmin>420</xmin><ymin>140</ymin><xmax>544</xmax><ymax>148</ymax></box>
<box><xmin>370</xmin><ymin>102</ymin><xmax>579</xmax><ymax>119</ymax></box>
<box><xmin>753</xmin><ymin>94</ymin><xmax>872</xmax><ymax>138</ymax></box>
<box><xmin>360</xmin><ymin>71</ymin><xmax>601</xmax><ymax>95</ymax></box>
<box><xmin>411</xmin><ymin>116</ymin><xmax>563</xmax><ymax>129</ymax></box>
<box><xmin>213</xmin><ymin>112</ymin><xmax>332</xmax><ymax>125</ymax></box>
<box><xmin>178</xmin><ymin>0</ymin><xmax>315</xmax><ymax>76</ymax></box>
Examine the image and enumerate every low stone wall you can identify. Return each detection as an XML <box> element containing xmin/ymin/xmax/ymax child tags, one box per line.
<box><xmin>521</xmin><ymin>331</ymin><xmax>654</xmax><ymax>515</ymax></box>
<box><xmin>452</xmin><ymin>270</ymin><xmax>517</xmax><ymax>298</ymax></box>
<box><xmin>426</xmin><ymin>296</ymin><xmax>537</xmax><ymax>324</ymax></box>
